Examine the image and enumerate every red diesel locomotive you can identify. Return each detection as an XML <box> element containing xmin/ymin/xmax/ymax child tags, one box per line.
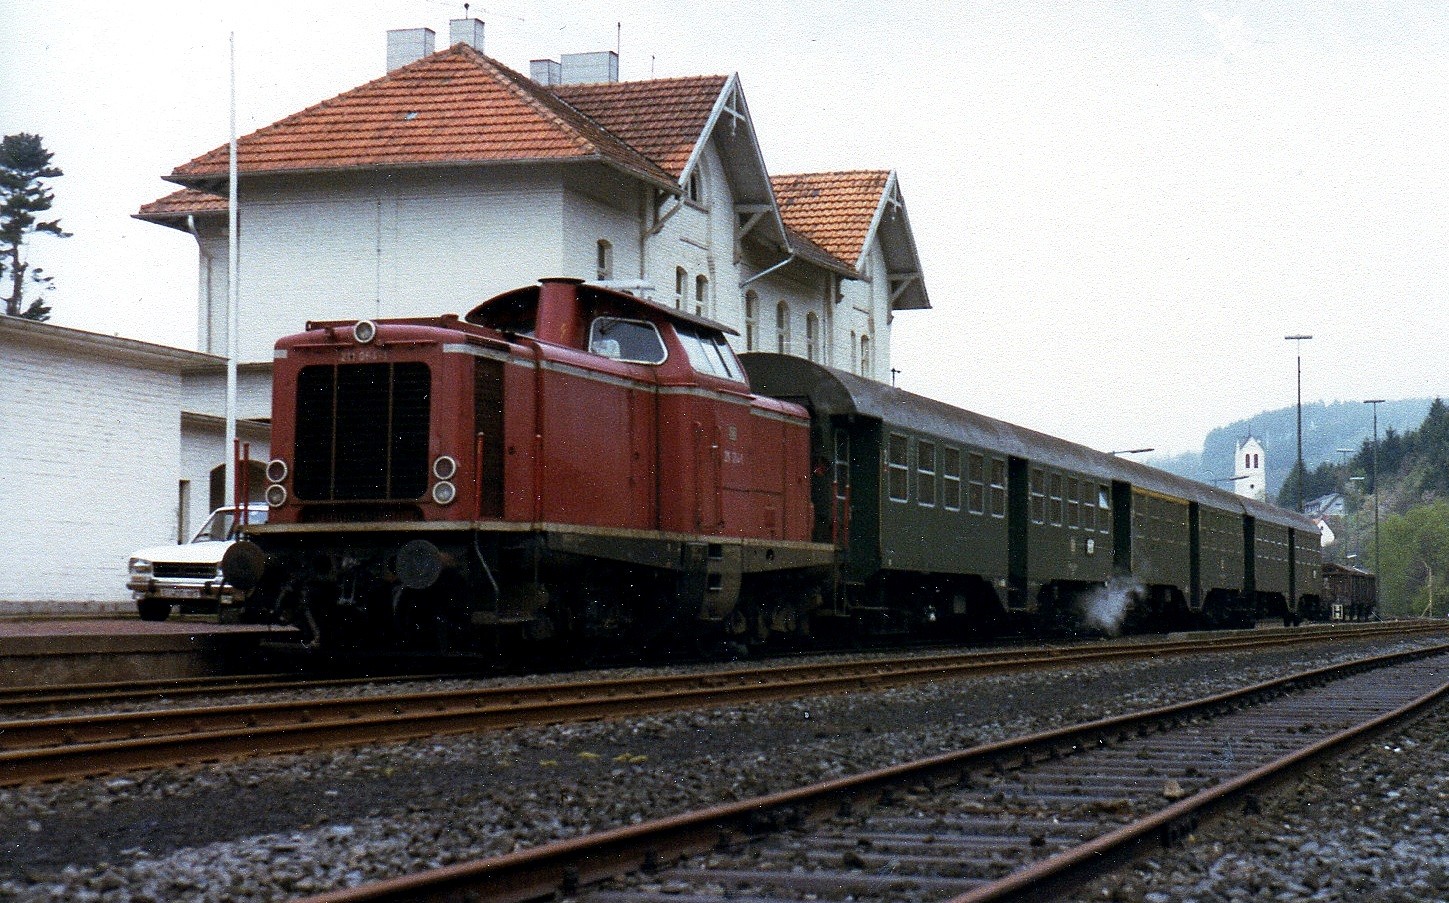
<box><xmin>224</xmin><ymin>278</ymin><xmax>836</xmax><ymax>651</ymax></box>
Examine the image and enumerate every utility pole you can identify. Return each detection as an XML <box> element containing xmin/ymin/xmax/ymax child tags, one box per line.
<box><xmin>1286</xmin><ymin>335</ymin><xmax>1312</xmax><ymax>512</ymax></box>
<box><xmin>1364</xmin><ymin>399</ymin><xmax>1385</xmax><ymax>606</ymax></box>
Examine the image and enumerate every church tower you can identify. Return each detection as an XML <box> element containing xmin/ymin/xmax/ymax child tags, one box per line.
<box><xmin>1234</xmin><ymin>436</ymin><xmax>1266</xmax><ymax>501</ymax></box>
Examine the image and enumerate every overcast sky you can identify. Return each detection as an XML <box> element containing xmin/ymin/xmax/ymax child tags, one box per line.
<box><xmin>3</xmin><ymin>1</ymin><xmax>1447</xmax><ymax>454</ymax></box>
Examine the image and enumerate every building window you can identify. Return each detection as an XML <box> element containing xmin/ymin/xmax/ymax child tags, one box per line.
<box><xmin>776</xmin><ymin>301</ymin><xmax>791</xmax><ymax>353</ymax></box>
<box><xmin>805</xmin><ymin>312</ymin><xmax>819</xmax><ymax>362</ymax></box>
<box><xmin>849</xmin><ymin>331</ymin><xmax>858</xmax><ymax>371</ymax></box>
<box><xmin>686</xmin><ymin>168</ymin><xmax>704</xmax><ymax>204</ymax></box>
<box><xmin>916</xmin><ymin>440</ymin><xmax>936</xmax><ymax>507</ymax></box>
<box><xmin>859</xmin><ymin>334</ymin><xmax>871</xmax><ymax>377</ymax></box>
<box><xmin>1030</xmin><ymin>468</ymin><xmax>1046</xmax><ymax>524</ymax></box>
<box><xmin>596</xmin><ymin>240</ymin><xmax>613</xmax><ymax>281</ymax></box>
<box><xmin>1253</xmin><ymin>453</ymin><xmax>1259</xmax><ymax>468</ymax></box>
<box><xmin>941</xmin><ymin>447</ymin><xmax>961</xmax><ymax>511</ymax></box>
<box><xmin>989</xmin><ymin>458</ymin><xmax>1007</xmax><ymax>517</ymax></box>
<box><xmin>744</xmin><ymin>291</ymin><xmax>759</xmax><ymax>350</ymax></box>
<box><xmin>887</xmin><ymin>433</ymin><xmax>910</xmax><ymax>502</ymax></box>
<box><xmin>966</xmin><ymin>451</ymin><xmax>985</xmax><ymax>514</ymax></box>
<box><xmin>674</xmin><ymin>267</ymin><xmax>687</xmax><ymax>309</ymax></box>
<box><xmin>695</xmin><ymin>274</ymin><xmax>708</xmax><ymax>317</ymax></box>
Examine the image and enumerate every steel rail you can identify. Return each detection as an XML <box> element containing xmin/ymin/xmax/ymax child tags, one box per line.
<box><xmin>0</xmin><ymin>619</ymin><xmax>1426</xmax><ymax>712</ymax></box>
<box><xmin>0</xmin><ymin>621</ymin><xmax>1439</xmax><ymax>787</ymax></box>
<box><xmin>0</xmin><ymin>671</ymin><xmax>468</xmax><ymax>711</ymax></box>
<box><xmin>290</xmin><ymin>642</ymin><xmax>1449</xmax><ymax>903</ymax></box>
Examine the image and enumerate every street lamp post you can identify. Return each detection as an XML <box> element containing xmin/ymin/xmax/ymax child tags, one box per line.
<box><xmin>1286</xmin><ymin>335</ymin><xmax>1313</xmax><ymax>512</ymax></box>
<box><xmin>1364</xmin><ymin>399</ymin><xmax>1385</xmax><ymax>600</ymax></box>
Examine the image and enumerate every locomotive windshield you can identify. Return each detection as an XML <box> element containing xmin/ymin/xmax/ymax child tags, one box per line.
<box><xmin>675</xmin><ymin>323</ymin><xmax>746</xmax><ymax>382</ymax></box>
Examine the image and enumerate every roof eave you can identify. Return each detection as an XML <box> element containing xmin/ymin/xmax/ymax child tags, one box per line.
<box><xmin>165</xmin><ymin>153</ymin><xmax>681</xmax><ymax>195</ymax></box>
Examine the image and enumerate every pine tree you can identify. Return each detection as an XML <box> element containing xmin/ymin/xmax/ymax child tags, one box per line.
<box><xmin>0</xmin><ymin>133</ymin><xmax>69</xmax><ymax>320</ymax></box>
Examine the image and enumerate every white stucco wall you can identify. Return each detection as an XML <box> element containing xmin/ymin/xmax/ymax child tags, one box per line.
<box><xmin>0</xmin><ymin>320</ymin><xmax>216</xmax><ymax>609</ymax></box>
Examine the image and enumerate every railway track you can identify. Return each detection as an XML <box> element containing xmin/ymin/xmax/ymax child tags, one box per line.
<box><xmin>296</xmin><ymin>643</ymin><xmax>1449</xmax><ymax>903</ymax></box>
<box><xmin>0</xmin><ymin>621</ymin><xmax>1440</xmax><ymax>787</ymax></box>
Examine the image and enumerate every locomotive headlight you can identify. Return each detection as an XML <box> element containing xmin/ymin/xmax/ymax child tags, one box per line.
<box><xmin>353</xmin><ymin>319</ymin><xmax>378</xmax><ymax>344</ymax></box>
<box><xmin>265</xmin><ymin>484</ymin><xmax>288</xmax><ymax>507</ymax></box>
<box><xmin>128</xmin><ymin>557</ymin><xmax>152</xmax><ymax>576</ymax></box>
<box><xmin>432</xmin><ymin>455</ymin><xmax>458</xmax><ymax>481</ymax></box>
<box><xmin>431</xmin><ymin>481</ymin><xmax>457</xmax><ymax>505</ymax></box>
<box><xmin>266</xmin><ymin>458</ymin><xmax>289</xmax><ymax>483</ymax></box>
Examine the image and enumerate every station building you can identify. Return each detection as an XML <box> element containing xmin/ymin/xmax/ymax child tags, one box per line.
<box><xmin>1</xmin><ymin>21</ymin><xmax>932</xmax><ymax>610</ymax></box>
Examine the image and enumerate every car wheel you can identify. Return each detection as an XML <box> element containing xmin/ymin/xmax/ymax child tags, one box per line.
<box><xmin>138</xmin><ymin>599</ymin><xmax>172</xmax><ymax>622</ymax></box>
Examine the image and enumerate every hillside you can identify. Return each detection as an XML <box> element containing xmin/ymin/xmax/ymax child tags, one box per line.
<box><xmin>1148</xmin><ymin>398</ymin><xmax>1433</xmax><ymax>496</ymax></box>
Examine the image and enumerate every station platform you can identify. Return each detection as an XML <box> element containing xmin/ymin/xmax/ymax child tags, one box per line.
<box><xmin>0</xmin><ymin>617</ymin><xmax>299</xmax><ymax>688</ymax></box>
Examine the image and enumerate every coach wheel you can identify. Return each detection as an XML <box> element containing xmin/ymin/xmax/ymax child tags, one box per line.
<box><xmin>138</xmin><ymin>599</ymin><xmax>172</xmax><ymax>622</ymax></box>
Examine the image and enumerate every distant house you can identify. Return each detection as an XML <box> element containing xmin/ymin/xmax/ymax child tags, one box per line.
<box><xmin>1303</xmin><ymin>493</ymin><xmax>1346</xmax><ymax>520</ymax></box>
<box><xmin>136</xmin><ymin>22</ymin><xmax>930</xmax><ymax>385</ymax></box>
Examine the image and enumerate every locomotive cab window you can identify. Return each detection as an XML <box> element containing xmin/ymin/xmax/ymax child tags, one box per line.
<box><xmin>675</xmin><ymin>323</ymin><xmax>746</xmax><ymax>382</ymax></box>
<box><xmin>589</xmin><ymin>317</ymin><xmax>666</xmax><ymax>365</ymax></box>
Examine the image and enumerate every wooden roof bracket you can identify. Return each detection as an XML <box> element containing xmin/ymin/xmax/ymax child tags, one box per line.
<box><xmin>888</xmin><ymin>272</ymin><xmax>920</xmax><ymax>306</ymax></box>
<box><xmin>650</xmin><ymin>190</ymin><xmax>684</xmax><ymax>235</ymax></box>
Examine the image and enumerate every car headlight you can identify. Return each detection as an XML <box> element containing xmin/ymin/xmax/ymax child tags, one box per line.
<box><xmin>129</xmin><ymin>558</ymin><xmax>152</xmax><ymax>576</ymax></box>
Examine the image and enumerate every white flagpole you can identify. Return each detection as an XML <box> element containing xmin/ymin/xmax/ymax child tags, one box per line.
<box><xmin>225</xmin><ymin>30</ymin><xmax>239</xmax><ymax>509</ymax></box>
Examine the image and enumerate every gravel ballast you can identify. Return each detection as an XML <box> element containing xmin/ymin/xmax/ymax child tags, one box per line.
<box><xmin>2</xmin><ymin>633</ymin><xmax>1446</xmax><ymax>901</ymax></box>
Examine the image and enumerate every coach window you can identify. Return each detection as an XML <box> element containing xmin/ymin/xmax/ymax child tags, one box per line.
<box><xmin>1030</xmin><ymin>468</ymin><xmax>1046</xmax><ymax>524</ymax></box>
<box><xmin>1098</xmin><ymin>484</ymin><xmax>1111</xmax><ymax>533</ymax></box>
<box><xmin>1082</xmin><ymin>484</ymin><xmax>1097</xmax><ymax>531</ymax></box>
<box><xmin>1066</xmin><ymin>477</ymin><xmax>1080</xmax><ymax>529</ymax></box>
<box><xmin>888</xmin><ymin>433</ymin><xmax>910</xmax><ymax>502</ymax></box>
<box><xmin>943</xmin><ymin>447</ymin><xmax>962</xmax><ymax>511</ymax></box>
<box><xmin>833</xmin><ymin>430</ymin><xmax>850</xmax><ymax>500</ymax></box>
<box><xmin>1049</xmin><ymin>472</ymin><xmax>1064</xmax><ymax>526</ymax></box>
<box><xmin>917</xmin><ymin>440</ymin><xmax>937</xmax><ymax>507</ymax></box>
<box><xmin>990</xmin><ymin>458</ymin><xmax>1007</xmax><ymax>517</ymax></box>
<box><xmin>966</xmin><ymin>451</ymin><xmax>985</xmax><ymax>515</ymax></box>
<box><xmin>589</xmin><ymin>317</ymin><xmax>667</xmax><ymax>364</ymax></box>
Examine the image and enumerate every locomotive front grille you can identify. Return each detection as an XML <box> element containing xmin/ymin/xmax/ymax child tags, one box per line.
<box><xmin>293</xmin><ymin>362</ymin><xmax>431</xmax><ymax>502</ymax></box>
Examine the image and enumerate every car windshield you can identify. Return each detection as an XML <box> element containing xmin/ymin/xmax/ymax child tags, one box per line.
<box><xmin>192</xmin><ymin>508</ymin><xmax>268</xmax><ymax>542</ymax></box>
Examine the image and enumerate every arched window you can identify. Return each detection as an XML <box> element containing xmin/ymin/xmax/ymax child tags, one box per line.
<box><xmin>859</xmin><ymin>335</ymin><xmax>871</xmax><ymax>377</ymax></box>
<box><xmin>1245</xmin><ymin>453</ymin><xmax>1250</xmax><ymax>469</ymax></box>
<box><xmin>744</xmin><ymin>291</ymin><xmax>759</xmax><ymax>350</ymax></box>
<box><xmin>1253</xmin><ymin>453</ymin><xmax>1259</xmax><ymax>468</ymax></box>
<box><xmin>685</xmin><ymin>168</ymin><xmax>704</xmax><ymax>204</ymax></box>
<box><xmin>776</xmin><ymin>301</ymin><xmax>791</xmax><ymax>353</ymax></box>
<box><xmin>674</xmin><ymin>267</ymin><xmax>687</xmax><ymax>309</ymax></box>
<box><xmin>596</xmin><ymin>240</ymin><xmax>613</xmax><ymax>281</ymax></box>
<box><xmin>695</xmin><ymin>275</ymin><xmax>708</xmax><ymax>317</ymax></box>
<box><xmin>849</xmin><ymin>330</ymin><xmax>858</xmax><ymax>371</ymax></box>
<box><xmin>805</xmin><ymin>312</ymin><xmax>819</xmax><ymax>362</ymax></box>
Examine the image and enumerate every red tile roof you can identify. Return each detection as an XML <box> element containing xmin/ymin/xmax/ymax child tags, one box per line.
<box><xmin>553</xmin><ymin>75</ymin><xmax>727</xmax><ymax>178</ymax></box>
<box><xmin>771</xmin><ymin>170</ymin><xmax>891</xmax><ymax>266</ymax></box>
<box><xmin>135</xmin><ymin>188</ymin><xmax>227</xmax><ymax>223</ymax></box>
<box><xmin>167</xmin><ymin>45</ymin><xmax>672</xmax><ymax>189</ymax></box>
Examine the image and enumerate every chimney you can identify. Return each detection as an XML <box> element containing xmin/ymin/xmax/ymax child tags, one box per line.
<box><xmin>561</xmin><ymin>51</ymin><xmax>618</xmax><ymax>84</ymax></box>
<box><xmin>449</xmin><ymin>18</ymin><xmax>484</xmax><ymax>53</ymax></box>
<box><xmin>530</xmin><ymin>59</ymin><xmax>562</xmax><ymax>86</ymax></box>
<box><xmin>387</xmin><ymin>27</ymin><xmax>435</xmax><ymax>72</ymax></box>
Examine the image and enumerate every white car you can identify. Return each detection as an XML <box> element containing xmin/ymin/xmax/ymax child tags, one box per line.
<box><xmin>127</xmin><ymin>505</ymin><xmax>268</xmax><ymax>621</ymax></box>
